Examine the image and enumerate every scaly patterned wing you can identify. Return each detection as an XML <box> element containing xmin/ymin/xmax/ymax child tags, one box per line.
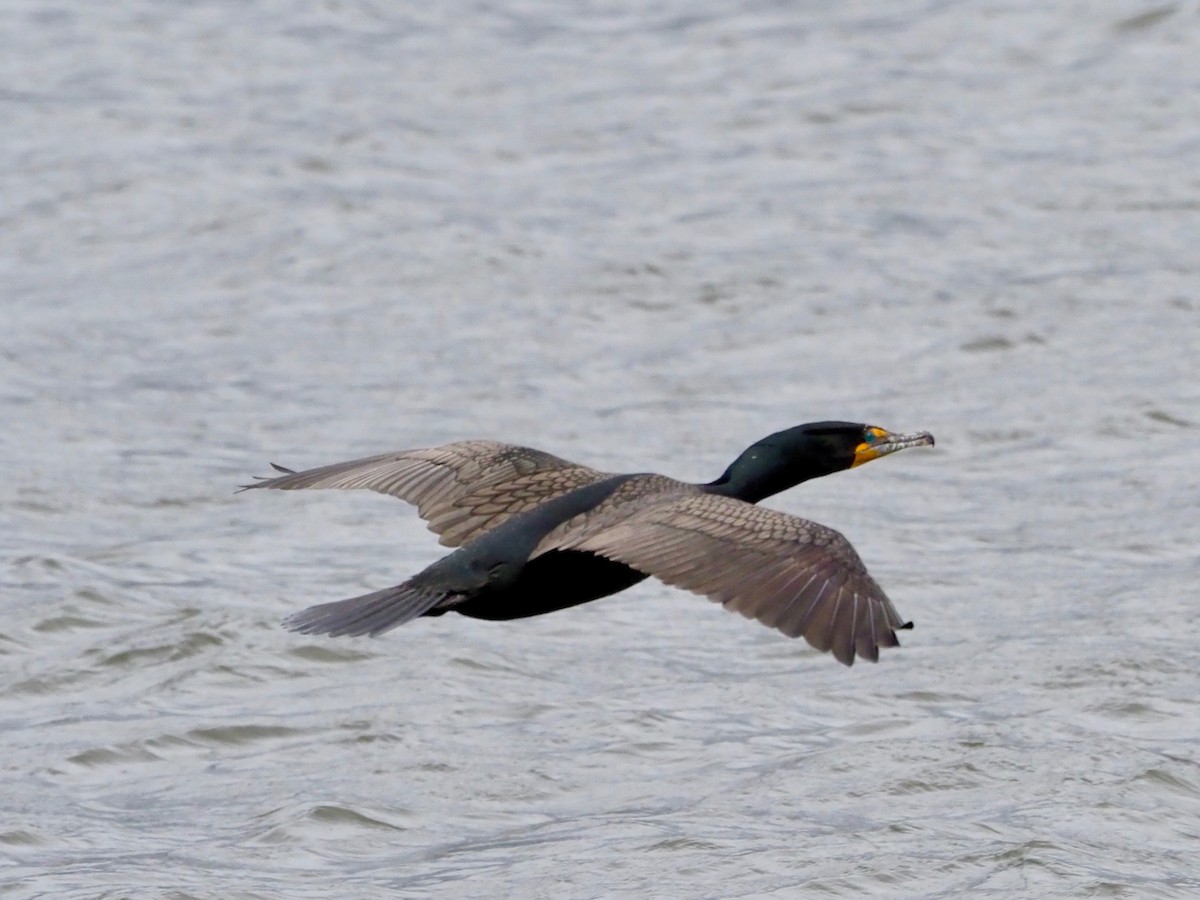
<box><xmin>242</xmin><ymin>440</ymin><xmax>612</xmax><ymax>547</ymax></box>
<box><xmin>538</xmin><ymin>493</ymin><xmax>910</xmax><ymax>665</ymax></box>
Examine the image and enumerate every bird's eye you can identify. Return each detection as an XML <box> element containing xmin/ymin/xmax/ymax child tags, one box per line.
<box><xmin>864</xmin><ymin>427</ymin><xmax>887</xmax><ymax>444</ymax></box>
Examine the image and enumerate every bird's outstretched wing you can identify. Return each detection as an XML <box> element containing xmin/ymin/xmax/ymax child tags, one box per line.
<box><xmin>537</xmin><ymin>493</ymin><xmax>910</xmax><ymax>665</ymax></box>
<box><xmin>242</xmin><ymin>440</ymin><xmax>612</xmax><ymax>547</ymax></box>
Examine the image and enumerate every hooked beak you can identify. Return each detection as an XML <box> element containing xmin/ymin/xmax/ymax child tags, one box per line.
<box><xmin>852</xmin><ymin>428</ymin><xmax>935</xmax><ymax>467</ymax></box>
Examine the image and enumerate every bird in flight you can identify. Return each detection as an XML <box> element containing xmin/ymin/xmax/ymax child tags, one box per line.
<box><xmin>242</xmin><ymin>421</ymin><xmax>934</xmax><ymax>666</ymax></box>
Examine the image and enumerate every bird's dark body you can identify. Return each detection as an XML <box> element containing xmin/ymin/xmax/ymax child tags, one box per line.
<box><xmin>446</xmin><ymin>551</ymin><xmax>648</xmax><ymax>620</ymax></box>
<box><xmin>420</xmin><ymin>473</ymin><xmax>634</xmax><ymax>599</ymax></box>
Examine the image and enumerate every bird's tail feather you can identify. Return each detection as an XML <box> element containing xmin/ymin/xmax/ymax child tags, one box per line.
<box><xmin>283</xmin><ymin>581</ymin><xmax>453</xmax><ymax>637</ymax></box>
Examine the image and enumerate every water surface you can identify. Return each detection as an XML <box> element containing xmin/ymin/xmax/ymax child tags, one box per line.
<box><xmin>3</xmin><ymin>1</ymin><xmax>1198</xmax><ymax>897</ymax></box>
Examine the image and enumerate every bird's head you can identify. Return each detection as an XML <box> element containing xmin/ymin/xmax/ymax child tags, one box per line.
<box><xmin>711</xmin><ymin>421</ymin><xmax>935</xmax><ymax>502</ymax></box>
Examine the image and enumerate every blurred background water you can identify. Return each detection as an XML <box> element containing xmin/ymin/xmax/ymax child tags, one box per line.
<box><xmin>2</xmin><ymin>1</ymin><xmax>1198</xmax><ymax>897</ymax></box>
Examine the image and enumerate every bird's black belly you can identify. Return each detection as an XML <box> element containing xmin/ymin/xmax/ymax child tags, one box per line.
<box><xmin>446</xmin><ymin>550</ymin><xmax>648</xmax><ymax>621</ymax></box>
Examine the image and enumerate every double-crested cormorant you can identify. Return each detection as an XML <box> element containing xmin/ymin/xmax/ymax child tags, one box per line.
<box><xmin>243</xmin><ymin>422</ymin><xmax>933</xmax><ymax>665</ymax></box>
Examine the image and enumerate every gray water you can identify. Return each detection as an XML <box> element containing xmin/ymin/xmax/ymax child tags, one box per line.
<box><xmin>3</xmin><ymin>1</ymin><xmax>1199</xmax><ymax>896</ymax></box>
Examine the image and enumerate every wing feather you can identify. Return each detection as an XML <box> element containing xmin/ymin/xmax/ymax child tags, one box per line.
<box><xmin>242</xmin><ymin>440</ymin><xmax>612</xmax><ymax>547</ymax></box>
<box><xmin>539</xmin><ymin>493</ymin><xmax>909</xmax><ymax>665</ymax></box>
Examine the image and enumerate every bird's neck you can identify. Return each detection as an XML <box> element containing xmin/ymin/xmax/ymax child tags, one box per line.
<box><xmin>703</xmin><ymin>447</ymin><xmax>818</xmax><ymax>504</ymax></box>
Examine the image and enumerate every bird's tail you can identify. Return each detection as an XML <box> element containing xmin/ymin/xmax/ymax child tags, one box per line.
<box><xmin>282</xmin><ymin>580</ymin><xmax>455</xmax><ymax>637</ymax></box>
